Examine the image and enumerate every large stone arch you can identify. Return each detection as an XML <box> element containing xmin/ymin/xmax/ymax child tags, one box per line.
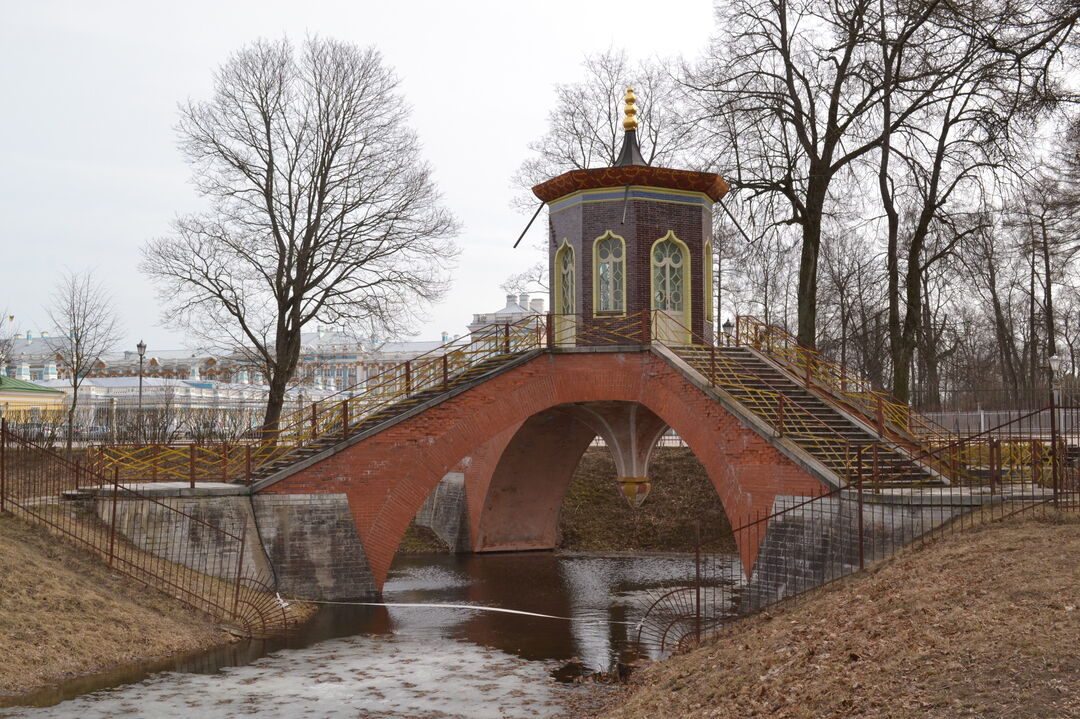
<box><xmin>260</xmin><ymin>349</ymin><xmax>826</xmax><ymax>589</ymax></box>
<box><xmin>468</xmin><ymin>401</ymin><xmax>676</xmax><ymax>551</ymax></box>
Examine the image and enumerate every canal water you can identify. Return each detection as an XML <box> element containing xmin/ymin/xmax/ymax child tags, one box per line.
<box><xmin>2</xmin><ymin>551</ymin><xmax>740</xmax><ymax>718</ymax></box>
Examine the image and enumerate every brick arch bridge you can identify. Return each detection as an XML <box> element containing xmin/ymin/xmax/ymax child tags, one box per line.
<box><xmin>257</xmin><ymin>348</ymin><xmax>829</xmax><ymax>590</ymax></box>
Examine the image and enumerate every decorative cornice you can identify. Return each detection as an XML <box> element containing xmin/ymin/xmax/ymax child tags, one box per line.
<box><xmin>533</xmin><ymin>165</ymin><xmax>729</xmax><ymax>204</ymax></box>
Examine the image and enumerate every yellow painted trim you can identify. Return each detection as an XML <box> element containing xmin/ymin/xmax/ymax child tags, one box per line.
<box><xmin>650</xmin><ymin>231</ymin><xmax>692</xmax><ymax>342</ymax></box>
<box><xmin>554</xmin><ymin>239</ymin><xmax>575</xmax><ymax>314</ymax></box>
<box><xmin>592</xmin><ymin>230</ymin><xmax>627</xmax><ymax>316</ymax></box>
<box><xmin>704</xmin><ymin>241</ymin><xmax>714</xmax><ymax>323</ymax></box>
<box><xmin>548</xmin><ymin>185</ymin><xmax>714</xmax><ymax>214</ymax></box>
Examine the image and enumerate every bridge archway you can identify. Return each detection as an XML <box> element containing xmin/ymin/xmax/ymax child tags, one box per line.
<box><xmin>260</xmin><ymin>350</ymin><xmax>826</xmax><ymax>589</ymax></box>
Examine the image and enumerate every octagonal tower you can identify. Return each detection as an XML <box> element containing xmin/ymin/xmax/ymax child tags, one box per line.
<box><xmin>532</xmin><ymin>88</ymin><xmax>729</xmax><ymax>346</ymax></box>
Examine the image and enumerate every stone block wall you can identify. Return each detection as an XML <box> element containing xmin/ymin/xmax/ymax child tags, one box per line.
<box><xmin>97</xmin><ymin>496</ymin><xmax>271</xmax><ymax>582</ymax></box>
<box><xmin>742</xmin><ymin>493</ymin><xmax>965</xmax><ymax>612</ymax></box>
<box><xmin>99</xmin><ymin>493</ymin><xmax>377</xmax><ymax>601</ymax></box>
<box><xmin>412</xmin><ymin>472</ymin><xmax>470</xmax><ymax>552</ymax></box>
<box><xmin>252</xmin><ymin>493</ymin><xmax>376</xmax><ymax>599</ymax></box>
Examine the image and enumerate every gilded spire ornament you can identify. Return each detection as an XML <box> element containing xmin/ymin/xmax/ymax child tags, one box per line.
<box><xmin>622</xmin><ymin>87</ymin><xmax>638</xmax><ymax>131</ymax></box>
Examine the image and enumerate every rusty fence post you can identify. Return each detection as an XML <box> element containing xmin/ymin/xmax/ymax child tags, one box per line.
<box><xmin>151</xmin><ymin>444</ymin><xmax>158</xmax><ymax>483</ymax></box>
<box><xmin>311</xmin><ymin>402</ymin><xmax>318</xmax><ymax>439</ymax></box>
<box><xmin>504</xmin><ymin>323</ymin><xmax>511</xmax><ymax>354</ymax></box>
<box><xmin>404</xmin><ymin>362</ymin><xmax>412</xmax><ymax>393</ymax></box>
<box><xmin>442</xmin><ymin>355</ymin><xmax>449</xmax><ymax>390</ymax></box>
<box><xmin>804</xmin><ymin>350</ymin><xmax>812</xmax><ymax>387</ymax></box>
<box><xmin>734</xmin><ymin>316</ymin><xmax>741</xmax><ymax>346</ymax></box>
<box><xmin>875</xmin><ymin>397</ymin><xmax>885</xmax><ymax>435</ymax></box>
<box><xmin>245</xmin><ymin>444</ymin><xmax>252</xmax><ymax>486</ymax></box>
<box><xmin>1</xmin><ymin>418</ymin><xmax>6</xmax><ymax>513</ymax></box>
<box><xmin>189</xmin><ymin>444</ymin><xmax>196</xmax><ymax>490</ymax></box>
<box><xmin>546</xmin><ymin>313</ymin><xmax>554</xmax><ymax>348</ymax></box>
<box><xmin>108</xmin><ymin>466</ymin><xmax>119</xmax><ymax>567</ymax></box>
<box><xmin>341</xmin><ymin>399</ymin><xmax>350</xmax><ymax>438</ymax></box>
<box><xmin>989</xmin><ymin>437</ymin><xmax>1000</xmax><ymax>495</ymax></box>
<box><xmin>232</xmin><ymin>525</ymin><xmax>246</xmax><ymax>620</ymax></box>
<box><xmin>221</xmin><ymin>442</ymin><xmax>228</xmax><ymax>482</ymax></box>
<box><xmin>857</xmin><ymin>448</ymin><xmax>865</xmax><ymax>571</ymax></box>
<box><xmin>777</xmin><ymin>395</ymin><xmax>786</xmax><ymax>436</ymax></box>
<box><xmin>872</xmin><ymin>443</ymin><xmax>880</xmax><ymax>490</ymax></box>
<box><xmin>641</xmin><ymin>311</ymin><xmax>651</xmax><ymax>344</ymax></box>
<box><xmin>694</xmin><ymin>520</ymin><xmax>702</xmax><ymax>644</ymax></box>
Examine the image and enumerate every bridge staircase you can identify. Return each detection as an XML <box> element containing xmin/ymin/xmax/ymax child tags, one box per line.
<box><xmin>248</xmin><ymin>348</ymin><xmax>539</xmax><ymax>482</ymax></box>
<box><xmin>669</xmin><ymin>343</ymin><xmax>943</xmax><ymax>487</ymax></box>
<box><xmin>93</xmin><ymin>312</ymin><xmax>961</xmax><ymax>490</ymax></box>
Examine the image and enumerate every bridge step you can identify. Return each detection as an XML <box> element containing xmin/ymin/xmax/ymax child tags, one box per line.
<box><xmin>246</xmin><ymin>351</ymin><xmax>531</xmax><ymax>483</ymax></box>
<box><xmin>671</xmin><ymin>345</ymin><xmax>941</xmax><ymax>488</ymax></box>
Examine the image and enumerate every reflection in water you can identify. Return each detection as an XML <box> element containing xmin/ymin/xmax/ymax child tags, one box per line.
<box><xmin>2</xmin><ymin>551</ymin><xmax>740</xmax><ymax>717</ymax></box>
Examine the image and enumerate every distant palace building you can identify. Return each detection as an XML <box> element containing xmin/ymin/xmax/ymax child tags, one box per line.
<box><xmin>3</xmin><ymin>294</ymin><xmax>545</xmax><ymax>400</ymax></box>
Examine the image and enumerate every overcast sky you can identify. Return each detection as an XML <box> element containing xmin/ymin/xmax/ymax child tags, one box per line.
<box><xmin>0</xmin><ymin>0</ymin><xmax>716</xmax><ymax>352</ymax></box>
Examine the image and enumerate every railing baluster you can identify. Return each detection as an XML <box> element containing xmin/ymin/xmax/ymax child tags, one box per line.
<box><xmin>0</xmin><ymin>418</ymin><xmax>6</xmax><ymax>513</ymax></box>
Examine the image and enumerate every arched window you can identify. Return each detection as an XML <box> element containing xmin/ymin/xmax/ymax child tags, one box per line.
<box><xmin>704</xmin><ymin>241</ymin><xmax>714</xmax><ymax>323</ymax></box>
<box><xmin>652</xmin><ymin>237</ymin><xmax>685</xmax><ymax>312</ymax></box>
<box><xmin>593</xmin><ymin>232</ymin><xmax>626</xmax><ymax>314</ymax></box>
<box><xmin>555</xmin><ymin>241</ymin><xmax>575</xmax><ymax>315</ymax></box>
<box><xmin>651</xmin><ymin>231</ymin><xmax>691</xmax><ymax>344</ymax></box>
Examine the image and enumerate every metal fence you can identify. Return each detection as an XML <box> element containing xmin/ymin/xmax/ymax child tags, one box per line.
<box><xmin>0</xmin><ymin>419</ymin><xmax>299</xmax><ymax>637</ymax></box>
<box><xmin>635</xmin><ymin>405</ymin><xmax>1080</xmax><ymax>654</ymax></box>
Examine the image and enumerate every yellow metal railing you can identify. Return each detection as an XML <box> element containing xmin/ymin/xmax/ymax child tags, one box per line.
<box><xmin>95</xmin><ymin>310</ymin><xmax>971</xmax><ymax>488</ymax></box>
<box><xmin>96</xmin><ymin>316</ymin><xmax>548</xmax><ymax>482</ymax></box>
<box><xmin>733</xmin><ymin>316</ymin><xmax>955</xmax><ymax>446</ymax></box>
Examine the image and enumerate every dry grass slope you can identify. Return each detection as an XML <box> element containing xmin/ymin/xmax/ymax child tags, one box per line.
<box><xmin>0</xmin><ymin>513</ymin><xmax>233</xmax><ymax>698</ymax></box>
<box><xmin>602</xmin><ymin>513</ymin><xmax>1080</xmax><ymax>719</ymax></box>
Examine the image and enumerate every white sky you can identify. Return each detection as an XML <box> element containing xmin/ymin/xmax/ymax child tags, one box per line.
<box><xmin>0</xmin><ymin>0</ymin><xmax>716</xmax><ymax>352</ymax></box>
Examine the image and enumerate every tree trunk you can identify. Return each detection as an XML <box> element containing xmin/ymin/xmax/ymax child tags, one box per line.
<box><xmin>796</xmin><ymin>178</ymin><xmax>827</xmax><ymax>348</ymax></box>
<box><xmin>66</xmin><ymin>382</ymin><xmax>78</xmax><ymax>455</ymax></box>
<box><xmin>1040</xmin><ymin>218</ymin><xmax>1056</xmax><ymax>358</ymax></box>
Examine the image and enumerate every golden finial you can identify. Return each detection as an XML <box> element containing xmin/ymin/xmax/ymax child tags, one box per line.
<box><xmin>622</xmin><ymin>87</ymin><xmax>638</xmax><ymax>132</ymax></box>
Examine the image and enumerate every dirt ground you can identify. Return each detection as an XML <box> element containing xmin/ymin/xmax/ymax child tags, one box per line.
<box><xmin>599</xmin><ymin>512</ymin><xmax>1080</xmax><ymax>719</ymax></box>
<box><xmin>0</xmin><ymin>513</ymin><xmax>235</xmax><ymax>698</ymax></box>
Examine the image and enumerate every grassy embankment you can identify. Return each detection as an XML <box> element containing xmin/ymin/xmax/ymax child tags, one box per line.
<box><xmin>600</xmin><ymin>512</ymin><xmax>1080</xmax><ymax>719</ymax></box>
<box><xmin>0</xmin><ymin>512</ymin><xmax>233</xmax><ymax>698</ymax></box>
<box><xmin>398</xmin><ymin>446</ymin><xmax>735</xmax><ymax>554</ymax></box>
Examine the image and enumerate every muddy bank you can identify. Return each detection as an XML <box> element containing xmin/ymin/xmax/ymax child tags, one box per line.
<box><xmin>599</xmin><ymin>513</ymin><xmax>1080</xmax><ymax>719</ymax></box>
<box><xmin>0</xmin><ymin>513</ymin><xmax>235</xmax><ymax>700</ymax></box>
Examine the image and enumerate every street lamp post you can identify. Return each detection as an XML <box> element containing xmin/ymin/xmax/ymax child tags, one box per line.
<box><xmin>137</xmin><ymin>340</ymin><xmax>146</xmax><ymax>441</ymax></box>
<box><xmin>1048</xmin><ymin>354</ymin><xmax>1062</xmax><ymax>506</ymax></box>
<box><xmin>722</xmin><ymin>318</ymin><xmax>734</xmax><ymax>347</ymax></box>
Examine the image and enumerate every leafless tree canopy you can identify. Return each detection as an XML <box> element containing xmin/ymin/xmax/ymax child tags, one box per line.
<box><xmin>512</xmin><ymin>49</ymin><xmax>696</xmax><ymax>203</ymax></box>
<box><xmin>0</xmin><ymin>312</ymin><xmax>16</xmax><ymax>370</ymax></box>
<box><xmin>47</xmin><ymin>270</ymin><xmax>122</xmax><ymax>450</ymax></box>
<box><xmin>514</xmin><ymin>1</ymin><xmax>1078</xmax><ymax>409</ymax></box>
<box><xmin>142</xmin><ymin>37</ymin><xmax>459</xmax><ymax>429</ymax></box>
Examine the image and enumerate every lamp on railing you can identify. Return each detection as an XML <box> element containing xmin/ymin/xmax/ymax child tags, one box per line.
<box><xmin>1048</xmin><ymin>353</ymin><xmax>1063</xmax><ymax>505</ymax></box>
<box><xmin>722</xmin><ymin>318</ymin><xmax>733</xmax><ymax>346</ymax></box>
<box><xmin>137</xmin><ymin>340</ymin><xmax>146</xmax><ymax>442</ymax></box>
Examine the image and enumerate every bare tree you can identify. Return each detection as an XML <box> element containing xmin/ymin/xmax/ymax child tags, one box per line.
<box><xmin>142</xmin><ymin>37</ymin><xmax>459</xmax><ymax>431</ymax></box>
<box><xmin>507</xmin><ymin>50</ymin><xmax>696</xmax><ymax>292</ymax></box>
<box><xmin>513</xmin><ymin>49</ymin><xmax>696</xmax><ymax>201</ymax></box>
<box><xmin>500</xmin><ymin>264</ymin><xmax>548</xmax><ymax>296</ymax></box>
<box><xmin>47</xmin><ymin>271</ymin><xmax>122</xmax><ymax>451</ymax></box>
<box><xmin>692</xmin><ymin>0</ymin><xmax>1077</xmax><ymax>350</ymax></box>
<box><xmin>0</xmin><ymin>312</ymin><xmax>16</xmax><ymax>373</ymax></box>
